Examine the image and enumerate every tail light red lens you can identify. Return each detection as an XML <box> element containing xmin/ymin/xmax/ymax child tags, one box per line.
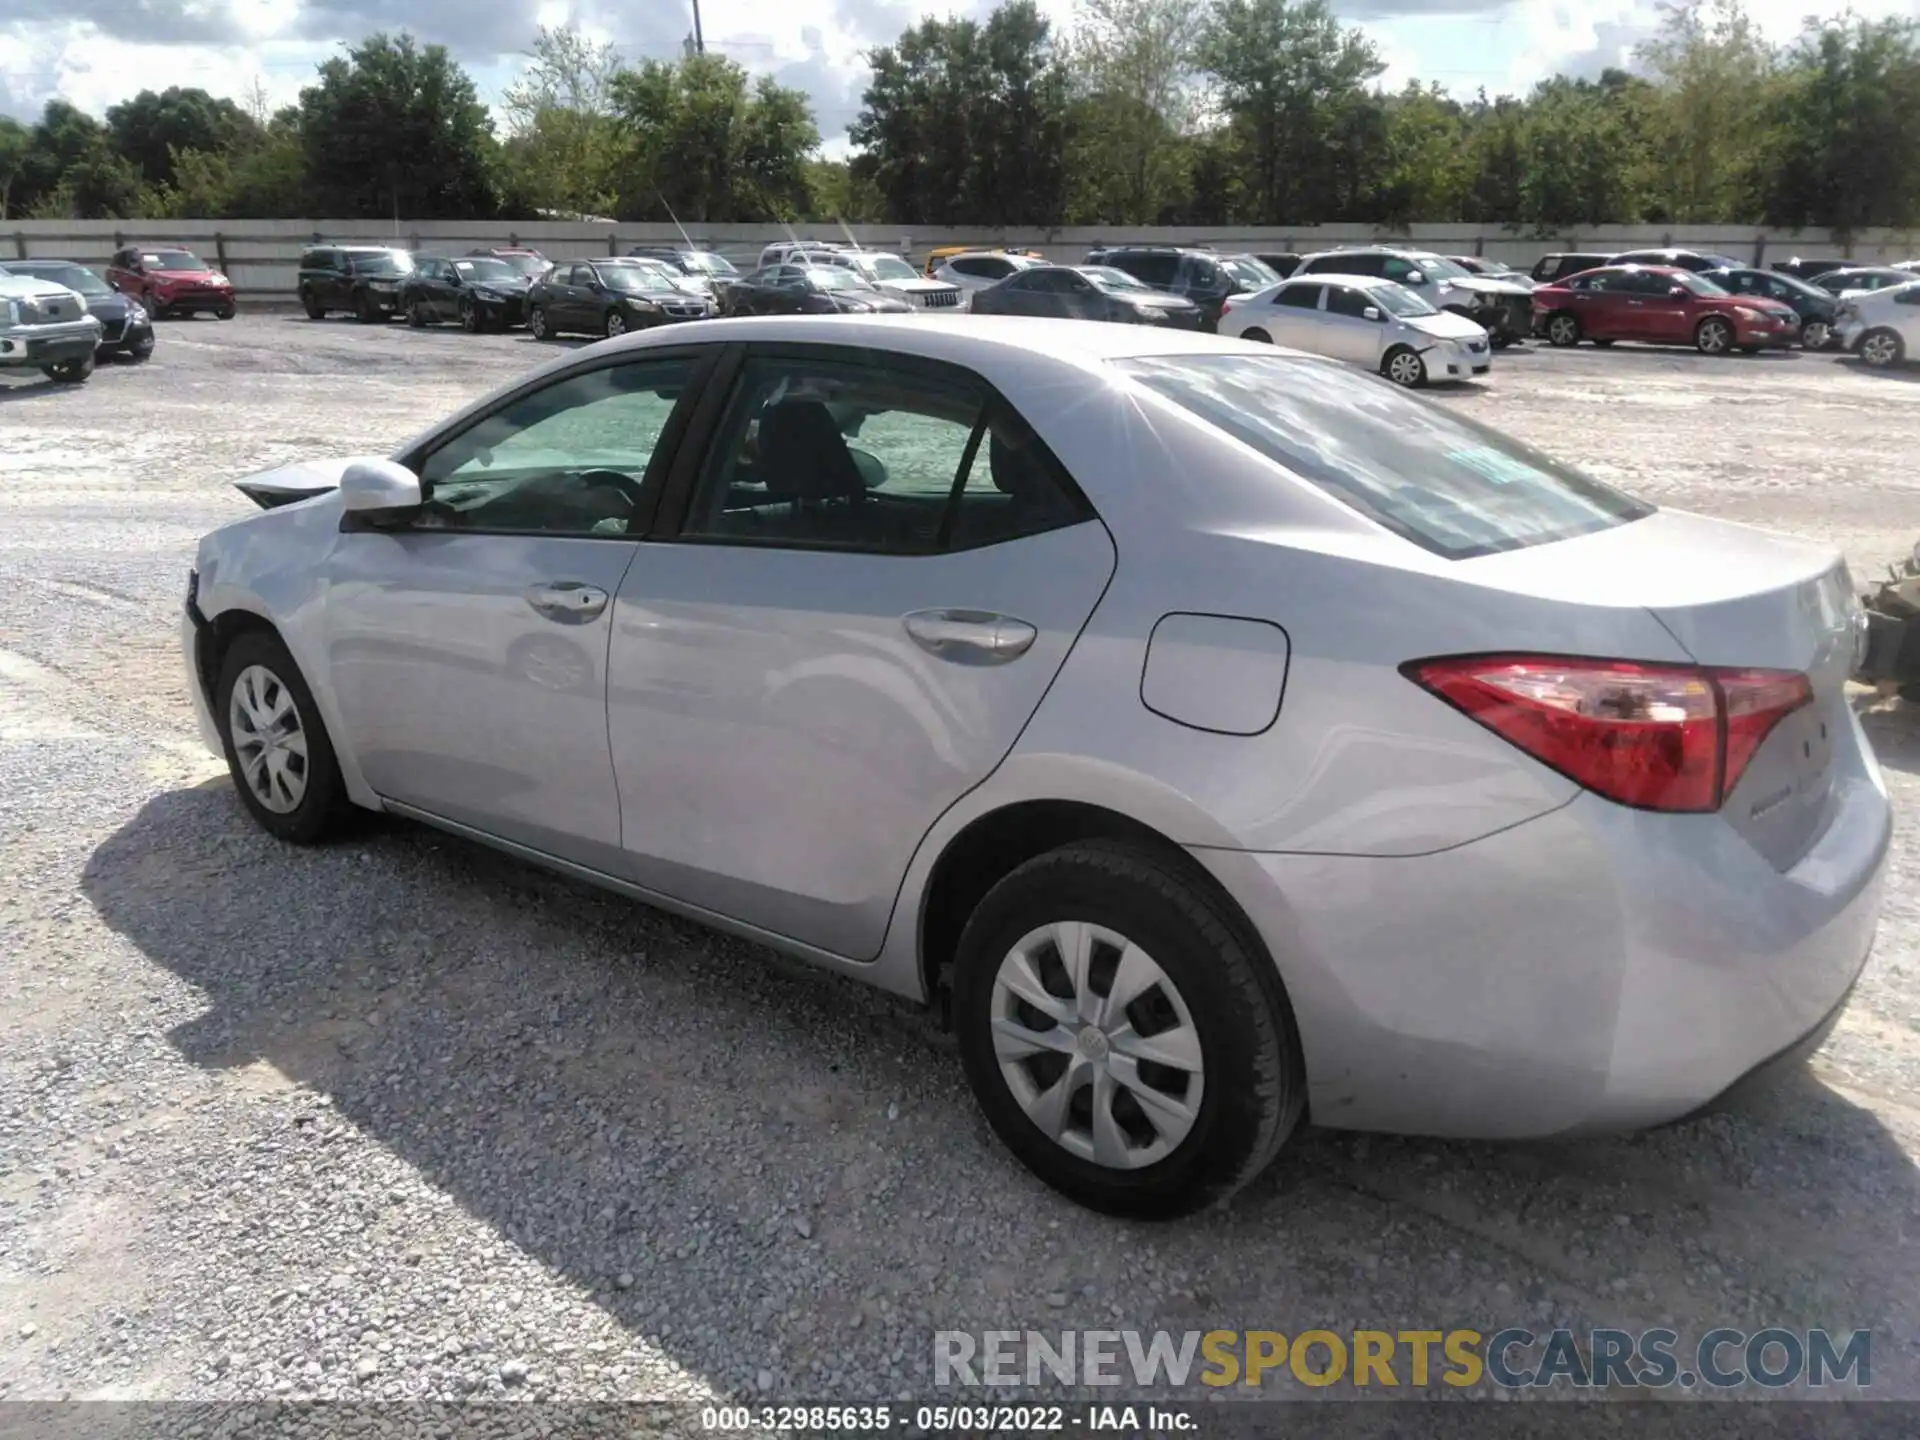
<box><xmin>1403</xmin><ymin>655</ymin><xmax>1813</xmax><ymax>813</ymax></box>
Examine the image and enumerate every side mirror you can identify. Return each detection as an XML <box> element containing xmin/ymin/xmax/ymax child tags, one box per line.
<box><xmin>1670</xmin><ymin>285</ymin><xmax>1688</xmax><ymax>297</ymax></box>
<box><xmin>339</xmin><ymin>459</ymin><xmax>422</xmax><ymax>524</ymax></box>
<box><xmin>1405</xmin><ymin>271</ymin><xmax>1425</xmax><ymax>285</ymax></box>
<box><xmin>1363</xmin><ymin>306</ymin><xmax>1383</xmax><ymax>321</ymax></box>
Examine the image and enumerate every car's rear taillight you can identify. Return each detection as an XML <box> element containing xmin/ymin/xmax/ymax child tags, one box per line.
<box><xmin>1403</xmin><ymin>655</ymin><xmax>1812</xmax><ymax>813</ymax></box>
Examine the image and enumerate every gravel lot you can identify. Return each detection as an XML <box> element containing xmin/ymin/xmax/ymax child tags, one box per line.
<box><xmin>2</xmin><ymin>315</ymin><xmax>1917</xmax><ymax>1413</ymax></box>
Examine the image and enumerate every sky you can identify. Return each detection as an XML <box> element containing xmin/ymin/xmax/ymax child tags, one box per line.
<box><xmin>2</xmin><ymin>0</ymin><xmax>1916</xmax><ymax>155</ymax></box>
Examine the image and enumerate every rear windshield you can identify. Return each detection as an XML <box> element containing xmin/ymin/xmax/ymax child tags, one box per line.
<box><xmin>1116</xmin><ymin>353</ymin><xmax>1653</xmax><ymax>560</ymax></box>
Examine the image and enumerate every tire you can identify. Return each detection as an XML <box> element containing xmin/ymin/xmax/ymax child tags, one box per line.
<box><xmin>1859</xmin><ymin>328</ymin><xmax>1905</xmax><ymax>369</ymax></box>
<box><xmin>528</xmin><ymin>306</ymin><xmax>550</xmax><ymax>341</ymax></box>
<box><xmin>1694</xmin><ymin>316</ymin><xmax>1734</xmax><ymax>355</ymax></box>
<box><xmin>144</xmin><ymin>294</ymin><xmax>166</xmax><ymax>320</ymax></box>
<box><xmin>1801</xmin><ymin>318</ymin><xmax>1832</xmax><ymax>351</ymax></box>
<box><xmin>1591</xmin><ymin>338</ymin><xmax>1616</xmax><ymax>348</ymax></box>
<box><xmin>127</xmin><ymin>338</ymin><xmax>155</xmax><ymax>363</ymax></box>
<box><xmin>1382</xmin><ymin>346</ymin><xmax>1427</xmax><ymax>388</ymax></box>
<box><xmin>44</xmin><ymin>355</ymin><xmax>93</xmax><ymax>383</ymax></box>
<box><xmin>951</xmin><ymin>839</ymin><xmax>1305</xmax><ymax>1220</ymax></box>
<box><xmin>1490</xmin><ymin>334</ymin><xmax>1515</xmax><ymax>349</ymax></box>
<box><xmin>1545</xmin><ymin>312</ymin><xmax>1581</xmax><ymax>347</ymax></box>
<box><xmin>216</xmin><ymin>303</ymin><xmax>235</xmax><ymax>320</ymax></box>
<box><xmin>213</xmin><ymin>629</ymin><xmax>353</xmax><ymax>845</ymax></box>
<box><xmin>302</xmin><ymin>290</ymin><xmax>326</xmax><ymax>321</ymax></box>
<box><xmin>406</xmin><ymin>299</ymin><xmax>429</xmax><ymax>328</ymax></box>
<box><xmin>1899</xmin><ymin>683</ymin><xmax>1920</xmax><ymax>705</ymax></box>
<box><xmin>355</xmin><ymin>291</ymin><xmax>379</xmax><ymax>324</ymax></box>
<box><xmin>1240</xmin><ymin>328</ymin><xmax>1272</xmax><ymax>344</ymax></box>
<box><xmin>460</xmin><ymin>297</ymin><xmax>480</xmax><ymax>333</ymax></box>
<box><xmin>605</xmin><ymin>310</ymin><xmax>627</xmax><ymax>339</ymax></box>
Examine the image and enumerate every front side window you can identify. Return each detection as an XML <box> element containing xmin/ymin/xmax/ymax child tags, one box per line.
<box><xmin>415</xmin><ymin>360</ymin><xmax>694</xmax><ymax>536</ymax></box>
<box><xmin>681</xmin><ymin>357</ymin><xmax>1090</xmax><ymax>554</ymax></box>
<box><xmin>1670</xmin><ymin>271</ymin><xmax>1726</xmax><ymax>296</ymax></box>
<box><xmin>350</xmin><ymin>251</ymin><xmax>411</xmax><ymax>276</ymax></box>
<box><xmin>1372</xmin><ymin>283</ymin><xmax>1438</xmax><ymax>317</ymax></box>
<box><xmin>1325</xmin><ymin>286</ymin><xmax>1376</xmax><ymax>319</ymax></box>
<box><xmin>1116</xmin><ymin>353</ymin><xmax>1652</xmax><ymax>561</ymax></box>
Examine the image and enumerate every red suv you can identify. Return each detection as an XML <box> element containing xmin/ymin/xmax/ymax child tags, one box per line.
<box><xmin>106</xmin><ymin>245</ymin><xmax>236</xmax><ymax>319</ymax></box>
<box><xmin>1534</xmin><ymin>264</ymin><xmax>1799</xmax><ymax>354</ymax></box>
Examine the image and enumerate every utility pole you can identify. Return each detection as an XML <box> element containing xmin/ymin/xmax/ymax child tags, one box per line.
<box><xmin>691</xmin><ymin>0</ymin><xmax>705</xmax><ymax>53</ymax></box>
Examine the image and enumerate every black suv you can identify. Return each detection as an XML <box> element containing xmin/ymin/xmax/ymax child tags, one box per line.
<box><xmin>1771</xmin><ymin>256</ymin><xmax>1850</xmax><ymax>281</ymax></box>
<box><xmin>297</xmin><ymin>245</ymin><xmax>416</xmax><ymax>322</ymax></box>
<box><xmin>1609</xmin><ymin>247</ymin><xmax>1745</xmax><ymax>273</ymax></box>
<box><xmin>1530</xmin><ymin>252</ymin><xmax>1615</xmax><ymax>284</ymax></box>
<box><xmin>1081</xmin><ymin>246</ymin><xmax>1280</xmax><ymax>330</ymax></box>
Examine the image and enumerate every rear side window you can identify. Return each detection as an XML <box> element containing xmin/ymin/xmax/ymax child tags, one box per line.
<box><xmin>1115</xmin><ymin>353</ymin><xmax>1652</xmax><ymax>560</ymax></box>
<box><xmin>1120</xmin><ymin>254</ymin><xmax>1179</xmax><ymax>286</ymax></box>
<box><xmin>1273</xmin><ymin>284</ymin><xmax>1322</xmax><ymax>310</ymax></box>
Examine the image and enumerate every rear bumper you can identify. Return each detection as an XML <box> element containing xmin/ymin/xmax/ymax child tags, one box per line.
<box><xmin>1191</xmin><ymin>753</ymin><xmax>1891</xmax><ymax>1139</ymax></box>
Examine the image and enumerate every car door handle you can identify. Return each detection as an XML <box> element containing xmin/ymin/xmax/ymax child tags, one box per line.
<box><xmin>524</xmin><ymin>581</ymin><xmax>609</xmax><ymax>624</ymax></box>
<box><xmin>902</xmin><ymin>609</ymin><xmax>1037</xmax><ymax>662</ymax></box>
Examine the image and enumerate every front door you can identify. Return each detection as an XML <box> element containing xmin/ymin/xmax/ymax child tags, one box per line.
<box><xmin>606</xmin><ymin>346</ymin><xmax>1116</xmax><ymax>958</ymax></box>
<box><xmin>1627</xmin><ymin>271</ymin><xmax>1692</xmax><ymax>342</ymax></box>
<box><xmin>323</xmin><ymin>353</ymin><xmax>704</xmax><ymax>872</ymax></box>
<box><xmin>1318</xmin><ymin>284</ymin><xmax>1386</xmax><ymax>364</ymax></box>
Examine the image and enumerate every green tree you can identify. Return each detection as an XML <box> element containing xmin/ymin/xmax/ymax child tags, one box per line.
<box><xmin>1635</xmin><ymin>0</ymin><xmax>1779</xmax><ymax>222</ymax></box>
<box><xmin>500</xmin><ymin>26</ymin><xmax>629</xmax><ymax>217</ymax></box>
<box><xmin>1765</xmin><ymin>16</ymin><xmax>1920</xmax><ymax>233</ymax></box>
<box><xmin>106</xmin><ymin>87</ymin><xmax>259</xmax><ymax>187</ymax></box>
<box><xmin>1373</xmin><ymin>84</ymin><xmax>1471</xmax><ymax>226</ymax></box>
<box><xmin>1068</xmin><ymin>0</ymin><xmax>1201</xmax><ymax>224</ymax></box>
<box><xmin>0</xmin><ymin>117</ymin><xmax>27</xmax><ymax>219</ymax></box>
<box><xmin>1515</xmin><ymin>75</ymin><xmax>1642</xmax><ymax>230</ymax></box>
<box><xmin>299</xmin><ymin>33</ymin><xmax>499</xmax><ymax>219</ymax></box>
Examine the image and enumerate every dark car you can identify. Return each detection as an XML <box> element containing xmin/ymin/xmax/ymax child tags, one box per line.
<box><xmin>466</xmin><ymin>247</ymin><xmax>551</xmax><ymax>279</ymax></box>
<box><xmin>1080</xmin><ymin>246</ymin><xmax>1279</xmax><ymax>331</ymax></box>
<box><xmin>970</xmin><ymin>264</ymin><xmax>1202</xmax><ymax>328</ymax></box>
<box><xmin>719</xmin><ymin>264</ymin><xmax>913</xmax><ymax>318</ymax></box>
<box><xmin>105</xmin><ymin>245</ymin><xmax>235</xmax><ymax>319</ymax></box>
<box><xmin>1251</xmin><ymin>252</ymin><xmax>1302</xmax><ymax>279</ymax></box>
<box><xmin>1701</xmin><ymin>267</ymin><xmax>1840</xmax><ymax>348</ymax></box>
<box><xmin>1609</xmin><ymin>247</ymin><xmax>1745</xmax><ymax>274</ymax></box>
<box><xmin>0</xmin><ymin>259</ymin><xmax>154</xmax><ymax>361</ymax></box>
<box><xmin>626</xmin><ymin>245</ymin><xmax>742</xmax><ymax>297</ymax></box>
<box><xmin>402</xmin><ymin>255</ymin><xmax>532</xmax><ymax>331</ymax></box>
<box><xmin>528</xmin><ymin>259</ymin><xmax>717</xmax><ymax>340</ymax></box>
<box><xmin>1530</xmin><ymin>252</ymin><xmax>1616</xmax><ymax>284</ymax></box>
<box><xmin>1810</xmin><ymin>266</ymin><xmax>1919</xmax><ymax>298</ymax></box>
<box><xmin>1771</xmin><ymin>256</ymin><xmax>1850</xmax><ymax>281</ymax></box>
<box><xmin>297</xmin><ymin>246</ymin><xmax>415</xmax><ymax>322</ymax></box>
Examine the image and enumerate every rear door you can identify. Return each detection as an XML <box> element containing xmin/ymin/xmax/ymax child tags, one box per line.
<box><xmin>1570</xmin><ymin>270</ymin><xmax>1630</xmax><ymax>339</ymax></box>
<box><xmin>604</xmin><ymin>343</ymin><xmax>1116</xmax><ymax>958</ymax></box>
<box><xmin>1264</xmin><ymin>282</ymin><xmax>1326</xmax><ymax>350</ymax></box>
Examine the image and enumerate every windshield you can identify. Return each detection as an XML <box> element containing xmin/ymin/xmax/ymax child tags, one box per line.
<box><xmin>16</xmin><ymin>263</ymin><xmax>111</xmax><ymax>296</ymax></box>
<box><xmin>494</xmin><ymin>254</ymin><xmax>547</xmax><ymax>276</ymax></box>
<box><xmin>600</xmin><ymin>265</ymin><xmax>679</xmax><ymax>293</ymax></box>
<box><xmin>1116</xmin><ymin>354</ymin><xmax>1652</xmax><ymax>560</ymax></box>
<box><xmin>453</xmin><ymin>258</ymin><xmax>516</xmax><ymax>282</ymax></box>
<box><xmin>861</xmin><ymin>255</ymin><xmax>918</xmax><ymax>281</ymax></box>
<box><xmin>1671</xmin><ymin>271</ymin><xmax>1727</xmax><ymax>296</ymax></box>
<box><xmin>350</xmin><ymin>251</ymin><xmax>412</xmax><ymax>276</ymax></box>
<box><xmin>144</xmin><ymin>250</ymin><xmax>209</xmax><ymax>272</ymax></box>
<box><xmin>684</xmin><ymin>251</ymin><xmax>738</xmax><ymax>276</ymax></box>
<box><xmin>806</xmin><ymin>269</ymin><xmax>865</xmax><ymax>291</ymax></box>
<box><xmin>1222</xmin><ymin>256</ymin><xmax>1280</xmax><ymax>289</ymax></box>
<box><xmin>1080</xmin><ymin>265</ymin><xmax>1150</xmax><ymax>292</ymax></box>
<box><xmin>1372</xmin><ymin>284</ymin><xmax>1439</xmax><ymax>318</ymax></box>
<box><xmin>1407</xmin><ymin>253</ymin><xmax>1472</xmax><ymax>280</ymax></box>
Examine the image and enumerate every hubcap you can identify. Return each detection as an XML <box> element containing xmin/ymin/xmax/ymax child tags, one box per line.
<box><xmin>228</xmin><ymin>665</ymin><xmax>309</xmax><ymax>814</ymax></box>
<box><xmin>1550</xmin><ymin>317</ymin><xmax>1575</xmax><ymax>344</ymax></box>
<box><xmin>1388</xmin><ymin>352</ymin><xmax>1422</xmax><ymax>385</ymax></box>
<box><xmin>1863</xmin><ymin>334</ymin><xmax>1897</xmax><ymax>366</ymax></box>
<box><xmin>608</xmin><ymin>313</ymin><xmax>626</xmax><ymax>337</ymax></box>
<box><xmin>531</xmin><ymin>310</ymin><xmax>545</xmax><ymax>337</ymax></box>
<box><xmin>989</xmin><ymin>921</ymin><xmax>1206</xmax><ymax>1170</ymax></box>
<box><xmin>1700</xmin><ymin>321</ymin><xmax>1729</xmax><ymax>352</ymax></box>
<box><xmin>1804</xmin><ymin>321</ymin><xmax>1829</xmax><ymax>348</ymax></box>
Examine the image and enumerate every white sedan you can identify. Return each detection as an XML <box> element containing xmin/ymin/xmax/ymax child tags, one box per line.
<box><xmin>1835</xmin><ymin>278</ymin><xmax>1920</xmax><ymax>368</ymax></box>
<box><xmin>1218</xmin><ymin>274</ymin><xmax>1492</xmax><ymax>386</ymax></box>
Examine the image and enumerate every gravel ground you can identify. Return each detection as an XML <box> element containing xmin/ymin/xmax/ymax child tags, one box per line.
<box><xmin>1</xmin><ymin>315</ymin><xmax>1917</xmax><ymax>1417</ymax></box>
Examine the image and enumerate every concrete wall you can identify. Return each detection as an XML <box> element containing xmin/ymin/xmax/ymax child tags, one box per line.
<box><xmin>5</xmin><ymin>217</ymin><xmax>1916</xmax><ymax>300</ymax></box>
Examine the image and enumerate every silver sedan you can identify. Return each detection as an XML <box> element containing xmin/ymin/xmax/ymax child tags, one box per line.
<box><xmin>182</xmin><ymin>316</ymin><xmax>1892</xmax><ymax>1217</ymax></box>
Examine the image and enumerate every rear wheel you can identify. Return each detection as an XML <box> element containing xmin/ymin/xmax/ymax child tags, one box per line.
<box><xmin>214</xmin><ymin>630</ymin><xmax>353</xmax><ymax>845</ymax></box>
<box><xmin>1695</xmin><ymin>316</ymin><xmax>1734</xmax><ymax>354</ymax></box>
<box><xmin>1383</xmin><ymin>346</ymin><xmax>1427</xmax><ymax>388</ymax></box>
<box><xmin>1240</xmin><ymin>327</ymin><xmax>1272</xmax><ymax>344</ymax></box>
<box><xmin>951</xmin><ymin>839</ymin><xmax>1304</xmax><ymax>1219</ymax></box>
<box><xmin>1545</xmin><ymin>312</ymin><xmax>1581</xmax><ymax>347</ymax></box>
<box><xmin>1860</xmin><ymin>328</ymin><xmax>1905</xmax><ymax>369</ymax></box>
<box><xmin>354</xmin><ymin>291</ymin><xmax>380</xmax><ymax>324</ymax></box>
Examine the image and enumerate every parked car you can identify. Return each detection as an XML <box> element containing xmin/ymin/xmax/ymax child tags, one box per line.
<box><xmin>1294</xmin><ymin>247</ymin><xmax>1532</xmax><ymax>345</ymax></box>
<box><xmin>0</xmin><ymin>271</ymin><xmax>101</xmax><ymax>382</ymax></box>
<box><xmin>1895</xmin><ymin>260</ymin><xmax>1920</xmax><ymax>273</ymax></box>
<box><xmin>608</xmin><ymin>255</ymin><xmax>714</xmax><ymax>301</ymax></box>
<box><xmin>1250</xmin><ymin>252</ymin><xmax>1302</xmax><ymax>279</ymax></box>
<box><xmin>968</xmin><ymin>264</ymin><xmax>1202</xmax><ymax>328</ymax></box>
<box><xmin>528</xmin><ymin>259</ymin><xmax>716</xmax><ymax>340</ymax></box>
<box><xmin>626</xmin><ymin>245</ymin><xmax>742</xmax><ymax>303</ymax></box>
<box><xmin>923</xmin><ymin>244</ymin><xmax>1045</xmax><ymax>278</ymax></box>
<box><xmin>466</xmin><ymin>247</ymin><xmax>551</xmax><ymax>279</ymax></box>
<box><xmin>106</xmin><ymin>245</ymin><xmax>235</xmax><ymax>319</ymax></box>
<box><xmin>1608</xmin><ymin>247</ymin><xmax>1745</xmax><ymax>273</ymax></box>
<box><xmin>1447</xmin><ymin>256</ymin><xmax>1536</xmax><ymax>288</ymax></box>
<box><xmin>759</xmin><ymin>240</ymin><xmax>850</xmax><ymax>269</ymax></box>
<box><xmin>402</xmin><ymin>256</ymin><xmax>532</xmax><ymax>331</ymax></box>
<box><xmin>297</xmin><ymin>246</ymin><xmax>416</xmax><ymax>322</ymax></box>
<box><xmin>719</xmin><ymin>264</ymin><xmax>913</xmax><ymax>317</ymax></box>
<box><xmin>1533</xmin><ymin>264</ymin><xmax>1799</xmax><ymax>353</ymax></box>
<box><xmin>1810</xmin><ymin>267</ymin><xmax>1919</xmax><ymax>299</ymax></box>
<box><xmin>1531</xmin><ymin>252</ymin><xmax>1614</xmax><ymax>284</ymax></box>
<box><xmin>182</xmin><ymin>313</ymin><xmax>1892</xmax><ymax>1218</ymax></box>
<box><xmin>1771</xmin><ymin>256</ymin><xmax>1850</xmax><ymax>281</ymax></box>
<box><xmin>786</xmin><ymin>248</ymin><xmax>963</xmax><ymax>310</ymax></box>
<box><xmin>1081</xmin><ymin>247</ymin><xmax>1280</xmax><ymax>331</ymax></box>
<box><xmin>932</xmin><ymin>251</ymin><xmax>1049</xmax><ymax>302</ymax></box>
<box><xmin>0</xmin><ymin>259</ymin><xmax>153</xmax><ymax>362</ymax></box>
<box><xmin>1219</xmin><ymin>274</ymin><xmax>1490</xmax><ymax>387</ymax></box>
<box><xmin>1700</xmin><ymin>267</ymin><xmax>1841</xmax><ymax>349</ymax></box>
<box><xmin>1833</xmin><ymin>279</ymin><xmax>1920</xmax><ymax>369</ymax></box>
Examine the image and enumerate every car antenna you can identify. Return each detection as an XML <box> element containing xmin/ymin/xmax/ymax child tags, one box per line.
<box><xmin>659</xmin><ymin>193</ymin><xmax>698</xmax><ymax>252</ymax></box>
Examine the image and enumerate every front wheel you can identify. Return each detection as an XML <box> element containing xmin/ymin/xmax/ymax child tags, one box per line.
<box><xmin>214</xmin><ymin>630</ymin><xmax>353</xmax><ymax>845</ymax></box>
<box><xmin>354</xmin><ymin>292</ymin><xmax>380</xmax><ymax>324</ymax></box>
<box><xmin>43</xmin><ymin>356</ymin><xmax>94</xmax><ymax>384</ymax></box>
<box><xmin>951</xmin><ymin>840</ymin><xmax>1305</xmax><ymax>1219</ymax></box>
<box><xmin>528</xmin><ymin>306</ymin><xmax>550</xmax><ymax>341</ymax></box>
<box><xmin>604</xmin><ymin>310</ymin><xmax>628</xmax><ymax>339</ymax></box>
<box><xmin>127</xmin><ymin>338</ymin><xmax>155</xmax><ymax>363</ymax></box>
<box><xmin>1382</xmin><ymin>346</ymin><xmax>1427</xmax><ymax>388</ymax></box>
<box><xmin>144</xmin><ymin>294</ymin><xmax>166</xmax><ymax>320</ymax></box>
<box><xmin>215</xmin><ymin>303</ymin><xmax>235</xmax><ymax>320</ymax></box>
<box><xmin>1591</xmin><ymin>338</ymin><xmax>1616</xmax><ymax>348</ymax></box>
<box><xmin>1695</xmin><ymin>316</ymin><xmax>1734</xmax><ymax>354</ymax></box>
<box><xmin>1801</xmin><ymin>318</ymin><xmax>1832</xmax><ymax>350</ymax></box>
<box><xmin>1490</xmin><ymin>333</ymin><xmax>1515</xmax><ymax>349</ymax></box>
<box><xmin>459</xmin><ymin>297</ymin><xmax>480</xmax><ymax>333</ymax></box>
<box><xmin>1545</xmin><ymin>312</ymin><xmax>1581</xmax><ymax>347</ymax></box>
<box><xmin>1859</xmin><ymin>328</ymin><xmax>1905</xmax><ymax>369</ymax></box>
<box><xmin>406</xmin><ymin>299</ymin><xmax>429</xmax><ymax>328</ymax></box>
<box><xmin>301</xmin><ymin>290</ymin><xmax>325</xmax><ymax>320</ymax></box>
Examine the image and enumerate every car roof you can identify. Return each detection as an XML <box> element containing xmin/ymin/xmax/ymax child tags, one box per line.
<box><xmin>1282</xmin><ymin>272</ymin><xmax>1394</xmax><ymax>288</ymax></box>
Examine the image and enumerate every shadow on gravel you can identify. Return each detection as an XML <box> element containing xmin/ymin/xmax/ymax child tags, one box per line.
<box><xmin>1859</xmin><ymin>700</ymin><xmax>1920</xmax><ymax>776</ymax></box>
<box><xmin>81</xmin><ymin>781</ymin><xmax>1920</xmax><ymax>1399</ymax></box>
<box><xmin>1839</xmin><ymin>360</ymin><xmax>1920</xmax><ymax>384</ymax></box>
